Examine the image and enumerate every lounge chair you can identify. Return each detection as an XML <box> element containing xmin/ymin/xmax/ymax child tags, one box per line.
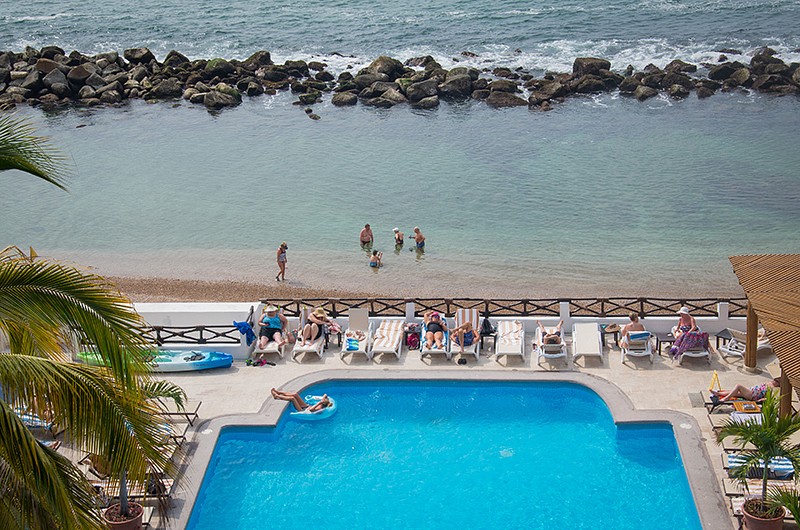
<box><xmin>450</xmin><ymin>308</ymin><xmax>480</xmax><ymax>361</ymax></box>
<box><xmin>725</xmin><ymin>453</ymin><xmax>794</xmax><ymax>480</ymax></box>
<box><xmin>719</xmin><ymin>328</ymin><xmax>773</xmax><ymax>359</ymax></box>
<box><xmin>621</xmin><ymin>330</ymin><xmax>654</xmax><ymax>364</ymax></box>
<box><xmin>368</xmin><ymin>319</ymin><xmax>405</xmax><ymax>361</ymax></box>
<box><xmin>420</xmin><ymin>316</ymin><xmax>451</xmax><ymax>361</ymax></box>
<box><xmin>672</xmin><ymin>331</ymin><xmax>711</xmax><ymax>365</ymax></box>
<box><xmin>494</xmin><ymin>320</ymin><xmax>525</xmax><ymax>362</ymax></box>
<box><xmin>156</xmin><ymin>398</ymin><xmax>202</xmax><ymax>426</ymax></box>
<box><xmin>340</xmin><ymin>308</ymin><xmax>373</xmax><ymax>360</ymax></box>
<box><xmin>572</xmin><ymin>322</ymin><xmax>603</xmax><ymax>364</ymax></box>
<box><xmin>252</xmin><ymin>308</ymin><xmax>294</xmax><ymax>359</ymax></box>
<box><xmin>534</xmin><ymin>327</ymin><xmax>568</xmax><ymax>366</ymax></box>
<box><xmin>14</xmin><ymin>407</ymin><xmax>63</xmax><ymax>438</ymax></box>
<box><xmin>291</xmin><ymin>307</ymin><xmax>325</xmax><ymax>361</ymax></box>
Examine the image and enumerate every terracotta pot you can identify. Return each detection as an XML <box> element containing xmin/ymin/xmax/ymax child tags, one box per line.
<box><xmin>743</xmin><ymin>505</ymin><xmax>784</xmax><ymax>530</ymax></box>
<box><xmin>103</xmin><ymin>502</ymin><xmax>143</xmax><ymax>530</ymax></box>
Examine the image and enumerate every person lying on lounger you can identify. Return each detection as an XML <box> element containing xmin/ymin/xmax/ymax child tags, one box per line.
<box><xmin>423</xmin><ymin>311</ymin><xmax>447</xmax><ymax>350</ymax></box>
<box><xmin>451</xmin><ymin>321</ymin><xmax>477</xmax><ymax>353</ymax></box>
<box><xmin>711</xmin><ymin>378</ymin><xmax>780</xmax><ymax>403</ymax></box>
<box><xmin>619</xmin><ymin>312</ymin><xmax>646</xmax><ymax>350</ymax></box>
<box><xmin>271</xmin><ymin>389</ymin><xmax>331</xmax><ymax>412</ymax></box>
<box><xmin>537</xmin><ymin>320</ymin><xmax>564</xmax><ymax>344</ymax></box>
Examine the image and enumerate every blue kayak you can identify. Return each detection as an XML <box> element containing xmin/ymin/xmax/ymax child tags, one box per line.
<box><xmin>78</xmin><ymin>350</ymin><xmax>233</xmax><ymax>372</ymax></box>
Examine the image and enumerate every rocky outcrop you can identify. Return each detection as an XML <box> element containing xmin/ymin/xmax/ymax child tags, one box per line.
<box><xmin>1</xmin><ymin>46</ymin><xmax>798</xmax><ymax>114</ymax></box>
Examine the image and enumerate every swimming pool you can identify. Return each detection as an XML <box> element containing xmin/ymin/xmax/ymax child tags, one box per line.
<box><xmin>187</xmin><ymin>380</ymin><xmax>702</xmax><ymax>529</ymax></box>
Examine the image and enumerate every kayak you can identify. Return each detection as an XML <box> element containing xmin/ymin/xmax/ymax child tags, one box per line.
<box><xmin>289</xmin><ymin>395</ymin><xmax>337</xmax><ymax>421</ymax></box>
<box><xmin>78</xmin><ymin>350</ymin><xmax>233</xmax><ymax>373</ymax></box>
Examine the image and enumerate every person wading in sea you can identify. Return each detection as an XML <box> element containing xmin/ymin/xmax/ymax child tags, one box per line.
<box><xmin>359</xmin><ymin>224</ymin><xmax>374</xmax><ymax>248</ymax></box>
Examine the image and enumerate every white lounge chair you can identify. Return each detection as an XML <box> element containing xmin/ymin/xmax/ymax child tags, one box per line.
<box><xmin>450</xmin><ymin>308</ymin><xmax>480</xmax><ymax>361</ymax></box>
<box><xmin>291</xmin><ymin>307</ymin><xmax>325</xmax><ymax>361</ymax></box>
<box><xmin>534</xmin><ymin>327</ymin><xmax>568</xmax><ymax>366</ymax></box>
<box><xmin>571</xmin><ymin>322</ymin><xmax>603</xmax><ymax>364</ymax></box>
<box><xmin>420</xmin><ymin>316</ymin><xmax>451</xmax><ymax>361</ymax></box>
<box><xmin>368</xmin><ymin>319</ymin><xmax>405</xmax><ymax>361</ymax></box>
<box><xmin>252</xmin><ymin>306</ymin><xmax>292</xmax><ymax>359</ymax></box>
<box><xmin>494</xmin><ymin>320</ymin><xmax>525</xmax><ymax>362</ymax></box>
<box><xmin>340</xmin><ymin>308</ymin><xmax>373</xmax><ymax>360</ymax></box>
<box><xmin>621</xmin><ymin>330</ymin><xmax>653</xmax><ymax>364</ymax></box>
<box><xmin>719</xmin><ymin>328</ymin><xmax>772</xmax><ymax>359</ymax></box>
<box><xmin>674</xmin><ymin>331</ymin><xmax>711</xmax><ymax>365</ymax></box>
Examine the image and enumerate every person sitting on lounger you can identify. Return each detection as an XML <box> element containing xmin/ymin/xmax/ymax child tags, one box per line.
<box><xmin>451</xmin><ymin>320</ymin><xmax>477</xmax><ymax>353</ymax></box>
<box><xmin>271</xmin><ymin>388</ymin><xmax>331</xmax><ymax>412</ymax></box>
<box><xmin>257</xmin><ymin>305</ymin><xmax>288</xmax><ymax>351</ymax></box>
<box><xmin>672</xmin><ymin>306</ymin><xmax>698</xmax><ymax>338</ymax></box>
<box><xmin>424</xmin><ymin>311</ymin><xmax>447</xmax><ymax>350</ymax></box>
<box><xmin>619</xmin><ymin>312</ymin><xmax>646</xmax><ymax>350</ymax></box>
<box><xmin>299</xmin><ymin>307</ymin><xmax>332</xmax><ymax>347</ymax></box>
<box><xmin>369</xmin><ymin>250</ymin><xmax>382</xmax><ymax>268</ymax></box>
<box><xmin>711</xmin><ymin>378</ymin><xmax>780</xmax><ymax>402</ymax></box>
<box><xmin>537</xmin><ymin>320</ymin><xmax>564</xmax><ymax>344</ymax></box>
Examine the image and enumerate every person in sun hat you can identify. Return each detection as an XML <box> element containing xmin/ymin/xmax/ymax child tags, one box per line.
<box><xmin>276</xmin><ymin>242</ymin><xmax>288</xmax><ymax>282</ymax></box>
<box><xmin>257</xmin><ymin>304</ymin><xmax>288</xmax><ymax>351</ymax></box>
<box><xmin>298</xmin><ymin>307</ymin><xmax>333</xmax><ymax>347</ymax></box>
<box><xmin>393</xmin><ymin>227</ymin><xmax>404</xmax><ymax>248</ymax></box>
<box><xmin>672</xmin><ymin>306</ymin><xmax>698</xmax><ymax>338</ymax></box>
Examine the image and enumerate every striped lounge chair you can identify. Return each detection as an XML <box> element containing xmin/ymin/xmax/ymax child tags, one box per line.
<box><xmin>494</xmin><ymin>320</ymin><xmax>525</xmax><ymax>362</ymax></box>
<box><xmin>621</xmin><ymin>330</ymin><xmax>654</xmax><ymax>364</ymax></box>
<box><xmin>726</xmin><ymin>453</ymin><xmax>794</xmax><ymax>479</ymax></box>
<box><xmin>368</xmin><ymin>319</ymin><xmax>404</xmax><ymax>361</ymax></box>
<box><xmin>450</xmin><ymin>308</ymin><xmax>480</xmax><ymax>361</ymax></box>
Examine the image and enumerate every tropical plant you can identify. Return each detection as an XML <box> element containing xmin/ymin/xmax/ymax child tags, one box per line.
<box><xmin>1</xmin><ymin>115</ymin><xmax>185</xmax><ymax>529</ymax></box>
<box><xmin>716</xmin><ymin>391</ymin><xmax>800</xmax><ymax>519</ymax></box>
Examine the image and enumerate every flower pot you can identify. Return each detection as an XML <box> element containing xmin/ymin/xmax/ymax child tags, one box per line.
<box><xmin>103</xmin><ymin>502</ymin><xmax>143</xmax><ymax>530</ymax></box>
<box><xmin>743</xmin><ymin>505</ymin><xmax>785</xmax><ymax>530</ymax></box>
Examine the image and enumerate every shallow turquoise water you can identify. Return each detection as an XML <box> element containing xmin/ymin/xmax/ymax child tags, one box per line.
<box><xmin>187</xmin><ymin>381</ymin><xmax>701</xmax><ymax>530</ymax></box>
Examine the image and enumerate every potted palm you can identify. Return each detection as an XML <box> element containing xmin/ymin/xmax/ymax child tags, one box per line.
<box><xmin>102</xmin><ymin>470</ymin><xmax>144</xmax><ymax>529</ymax></box>
<box><xmin>716</xmin><ymin>391</ymin><xmax>800</xmax><ymax>530</ymax></box>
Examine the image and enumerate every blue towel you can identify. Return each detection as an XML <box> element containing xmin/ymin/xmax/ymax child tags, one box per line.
<box><xmin>233</xmin><ymin>320</ymin><xmax>256</xmax><ymax>346</ymax></box>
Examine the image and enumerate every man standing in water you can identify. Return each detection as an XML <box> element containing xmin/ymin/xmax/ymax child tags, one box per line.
<box><xmin>410</xmin><ymin>226</ymin><xmax>425</xmax><ymax>250</ymax></box>
<box><xmin>359</xmin><ymin>224</ymin><xmax>374</xmax><ymax>248</ymax></box>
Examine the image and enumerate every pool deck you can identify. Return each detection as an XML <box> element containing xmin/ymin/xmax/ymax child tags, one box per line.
<box><xmin>159</xmin><ymin>338</ymin><xmax>773</xmax><ymax>530</ymax></box>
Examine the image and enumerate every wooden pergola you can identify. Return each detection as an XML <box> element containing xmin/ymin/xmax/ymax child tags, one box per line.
<box><xmin>729</xmin><ymin>254</ymin><xmax>800</xmax><ymax>417</ymax></box>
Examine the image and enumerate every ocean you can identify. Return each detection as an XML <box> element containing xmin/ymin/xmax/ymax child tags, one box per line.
<box><xmin>2</xmin><ymin>0</ymin><xmax>800</xmax><ymax>297</ymax></box>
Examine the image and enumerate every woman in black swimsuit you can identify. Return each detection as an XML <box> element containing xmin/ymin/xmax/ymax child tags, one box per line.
<box><xmin>424</xmin><ymin>311</ymin><xmax>448</xmax><ymax>350</ymax></box>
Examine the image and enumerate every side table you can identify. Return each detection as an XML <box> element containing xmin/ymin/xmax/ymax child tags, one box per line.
<box><xmin>654</xmin><ymin>332</ymin><xmax>676</xmax><ymax>356</ymax></box>
<box><xmin>599</xmin><ymin>324</ymin><xmax>620</xmax><ymax>348</ymax></box>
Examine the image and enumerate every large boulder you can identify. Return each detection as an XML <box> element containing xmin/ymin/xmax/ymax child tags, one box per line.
<box><xmin>203</xmin><ymin>90</ymin><xmax>240</xmax><ymax>109</ymax></box>
<box><xmin>123</xmin><ymin>47</ymin><xmax>155</xmax><ymax>64</ymax></box>
<box><xmin>668</xmin><ymin>84</ymin><xmax>690</xmax><ymax>99</ymax></box>
<box><xmin>283</xmin><ymin>60</ymin><xmax>309</xmax><ymax>77</ymax></box>
<box><xmin>354</xmin><ymin>73</ymin><xmax>388</xmax><ymax>90</ymax></box>
<box><xmin>43</xmin><ymin>68</ymin><xmax>67</xmax><ymax>89</ymax></box>
<box><xmin>246</xmin><ymin>81</ymin><xmax>264</xmax><ymax>96</ymax></box>
<box><xmin>708</xmin><ymin>63</ymin><xmax>736</xmax><ymax>81</ymax></box>
<box><xmin>695</xmin><ymin>86</ymin><xmax>715</xmax><ymax>99</ymax></box>
<box><xmin>34</xmin><ymin>58</ymin><xmax>61</xmax><ymax>74</ymax></box>
<box><xmin>665</xmin><ymin>59</ymin><xmax>697</xmax><ymax>73</ymax></box>
<box><xmin>661</xmin><ymin>72</ymin><xmax>693</xmax><ymax>89</ymax></box>
<box><xmin>618</xmin><ymin>76</ymin><xmax>641</xmax><ymax>93</ymax></box>
<box><xmin>40</xmin><ymin>46</ymin><xmax>65</xmax><ymax>60</ymax></box>
<box><xmin>406</xmin><ymin>78</ymin><xmax>439</xmax><ymax>102</ymax></box>
<box><xmin>447</xmin><ymin>66</ymin><xmax>479</xmax><ymax>81</ymax></box>
<box><xmin>262</xmin><ymin>67</ymin><xmax>289</xmax><ymax>82</ymax></box>
<box><xmin>364</xmin><ymin>56</ymin><xmax>405</xmax><ymax>80</ymax></box>
<box><xmin>728</xmin><ymin>68</ymin><xmax>752</xmax><ymax>87</ymax></box>
<box><xmin>20</xmin><ymin>71</ymin><xmax>43</xmax><ymax>92</ymax></box>
<box><xmin>243</xmin><ymin>50</ymin><xmax>272</xmax><ymax>69</ymax></box>
<box><xmin>572</xmin><ymin>57</ymin><xmax>611</xmax><ymax>77</ymax></box>
<box><xmin>149</xmin><ymin>78</ymin><xmax>183</xmax><ymax>98</ymax></box>
<box><xmin>163</xmin><ymin>50</ymin><xmax>190</xmax><ymax>68</ymax></box>
<box><xmin>67</xmin><ymin>64</ymin><xmax>93</xmax><ymax>85</ymax></box>
<box><xmin>205</xmin><ymin>58</ymin><xmax>236</xmax><ymax>77</ymax></box>
<box><xmin>381</xmin><ymin>88</ymin><xmax>407</xmax><ymax>103</ymax></box>
<box><xmin>315</xmin><ymin>70</ymin><xmax>334</xmax><ymax>82</ymax></box>
<box><xmin>331</xmin><ymin>92</ymin><xmax>358</xmax><ymax>106</ymax></box>
<box><xmin>573</xmin><ymin>75</ymin><xmax>606</xmax><ymax>93</ymax></box>
<box><xmin>438</xmin><ymin>74</ymin><xmax>472</xmax><ymax>99</ymax></box>
<box><xmin>633</xmin><ymin>85</ymin><xmax>658</xmax><ymax>101</ymax></box>
<box><xmin>489</xmin><ymin>79</ymin><xmax>518</xmax><ymax>93</ymax></box>
<box><xmin>410</xmin><ymin>95</ymin><xmax>439</xmax><ymax>109</ymax></box>
<box><xmin>49</xmin><ymin>82</ymin><xmax>70</xmax><ymax>97</ymax></box>
<box><xmin>99</xmin><ymin>90</ymin><xmax>122</xmax><ymax>104</ymax></box>
<box><xmin>84</xmin><ymin>73</ymin><xmax>107</xmax><ymax>90</ymax></box>
<box><xmin>752</xmin><ymin>74</ymin><xmax>783</xmax><ymax>92</ymax></box>
<box><xmin>485</xmin><ymin>91</ymin><xmax>527</xmax><ymax>107</ymax></box>
<box><xmin>405</xmin><ymin>55</ymin><xmax>437</xmax><ymax>68</ymax></box>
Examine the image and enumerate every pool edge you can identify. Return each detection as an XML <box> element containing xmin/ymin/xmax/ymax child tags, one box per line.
<box><xmin>175</xmin><ymin>369</ymin><xmax>729</xmax><ymax>530</ymax></box>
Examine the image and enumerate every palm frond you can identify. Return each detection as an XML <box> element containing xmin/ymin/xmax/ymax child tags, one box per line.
<box><xmin>0</xmin><ymin>257</ymin><xmax>151</xmax><ymax>387</ymax></box>
<box><xmin>0</xmin><ymin>115</ymin><xmax>68</xmax><ymax>191</ymax></box>
<box><xmin>144</xmin><ymin>380</ymin><xmax>187</xmax><ymax>410</ymax></box>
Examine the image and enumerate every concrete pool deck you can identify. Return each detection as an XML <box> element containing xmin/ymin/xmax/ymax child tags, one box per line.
<box><xmin>159</xmin><ymin>340</ymin><xmax>775</xmax><ymax>530</ymax></box>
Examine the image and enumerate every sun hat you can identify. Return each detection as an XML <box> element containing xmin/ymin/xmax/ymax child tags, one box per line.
<box><xmin>393</xmin><ymin>227</ymin><xmax>399</xmax><ymax>232</ymax></box>
<box><xmin>264</xmin><ymin>304</ymin><xmax>279</xmax><ymax>312</ymax></box>
<box><xmin>677</xmin><ymin>306</ymin><xmax>690</xmax><ymax>315</ymax></box>
<box><xmin>312</xmin><ymin>307</ymin><xmax>328</xmax><ymax>318</ymax></box>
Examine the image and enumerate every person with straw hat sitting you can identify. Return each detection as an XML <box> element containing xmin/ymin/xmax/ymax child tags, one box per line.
<box><xmin>257</xmin><ymin>305</ymin><xmax>288</xmax><ymax>350</ymax></box>
<box><xmin>299</xmin><ymin>307</ymin><xmax>333</xmax><ymax>347</ymax></box>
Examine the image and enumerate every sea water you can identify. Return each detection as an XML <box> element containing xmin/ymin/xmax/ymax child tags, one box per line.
<box><xmin>187</xmin><ymin>381</ymin><xmax>702</xmax><ymax>529</ymax></box>
<box><xmin>1</xmin><ymin>0</ymin><xmax>800</xmax><ymax>296</ymax></box>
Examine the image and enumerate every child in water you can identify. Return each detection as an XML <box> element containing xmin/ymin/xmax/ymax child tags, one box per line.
<box><xmin>369</xmin><ymin>250</ymin><xmax>382</xmax><ymax>267</ymax></box>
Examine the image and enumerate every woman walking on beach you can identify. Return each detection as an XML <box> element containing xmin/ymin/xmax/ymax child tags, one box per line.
<box><xmin>276</xmin><ymin>241</ymin><xmax>288</xmax><ymax>282</ymax></box>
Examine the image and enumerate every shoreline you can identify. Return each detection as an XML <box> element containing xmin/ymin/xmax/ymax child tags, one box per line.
<box><xmin>108</xmin><ymin>275</ymin><xmax>744</xmax><ymax>303</ymax></box>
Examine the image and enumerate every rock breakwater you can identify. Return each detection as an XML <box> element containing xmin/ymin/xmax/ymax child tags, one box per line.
<box><xmin>1</xmin><ymin>46</ymin><xmax>798</xmax><ymax>113</ymax></box>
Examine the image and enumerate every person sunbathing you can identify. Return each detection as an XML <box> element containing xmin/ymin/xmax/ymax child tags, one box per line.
<box><xmin>619</xmin><ymin>312</ymin><xmax>646</xmax><ymax>350</ymax></box>
<box><xmin>537</xmin><ymin>320</ymin><xmax>564</xmax><ymax>345</ymax></box>
<box><xmin>271</xmin><ymin>388</ymin><xmax>331</xmax><ymax>412</ymax></box>
<box><xmin>451</xmin><ymin>321</ymin><xmax>477</xmax><ymax>353</ymax></box>
<box><xmin>299</xmin><ymin>307</ymin><xmax>331</xmax><ymax>347</ymax></box>
<box><xmin>711</xmin><ymin>378</ymin><xmax>780</xmax><ymax>403</ymax></box>
<box><xmin>423</xmin><ymin>311</ymin><xmax>447</xmax><ymax>350</ymax></box>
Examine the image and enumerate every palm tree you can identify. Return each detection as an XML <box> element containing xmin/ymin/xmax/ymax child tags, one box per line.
<box><xmin>1</xmin><ymin>115</ymin><xmax>185</xmax><ymax>529</ymax></box>
<box><xmin>716</xmin><ymin>391</ymin><xmax>800</xmax><ymax>520</ymax></box>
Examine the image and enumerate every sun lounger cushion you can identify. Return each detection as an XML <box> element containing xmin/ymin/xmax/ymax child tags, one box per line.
<box><xmin>629</xmin><ymin>331</ymin><xmax>650</xmax><ymax>341</ymax></box>
<box><xmin>496</xmin><ymin>320</ymin><xmax>523</xmax><ymax>355</ymax></box>
<box><xmin>371</xmin><ymin>320</ymin><xmax>403</xmax><ymax>352</ymax></box>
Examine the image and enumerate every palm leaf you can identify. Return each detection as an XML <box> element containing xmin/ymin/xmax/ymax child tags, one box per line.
<box><xmin>0</xmin><ymin>115</ymin><xmax>67</xmax><ymax>190</ymax></box>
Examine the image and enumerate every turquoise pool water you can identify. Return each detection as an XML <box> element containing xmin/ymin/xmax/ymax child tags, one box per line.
<box><xmin>187</xmin><ymin>381</ymin><xmax>701</xmax><ymax>529</ymax></box>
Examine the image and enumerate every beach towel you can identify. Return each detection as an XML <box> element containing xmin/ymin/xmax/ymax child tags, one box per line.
<box><xmin>670</xmin><ymin>331</ymin><xmax>709</xmax><ymax>358</ymax></box>
<box><xmin>728</xmin><ymin>454</ymin><xmax>794</xmax><ymax>479</ymax></box>
<box><xmin>233</xmin><ymin>320</ymin><xmax>256</xmax><ymax>346</ymax></box>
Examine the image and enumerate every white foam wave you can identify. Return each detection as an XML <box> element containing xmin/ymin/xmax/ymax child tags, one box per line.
<box><xmin>7</xmin><ymin>13</ymin><xmax>72</xmax><ymax>22</ymax></box>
